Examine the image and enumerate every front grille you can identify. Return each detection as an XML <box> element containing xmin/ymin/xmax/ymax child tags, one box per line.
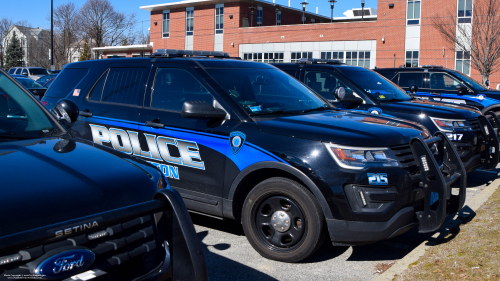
<box><xmin>0</xmin><ymin>214</ymin><xmax>166</xmax><ymax>280</ymax></box>
<box><xmin>391</xmin><ymin>144</ymin><xmax>417</xmax><ymax>169</ymax></box>
<box><xmin>467</xmin><ymin>118</ymin><xmax>481</xmax><ymax>132</ymax></box>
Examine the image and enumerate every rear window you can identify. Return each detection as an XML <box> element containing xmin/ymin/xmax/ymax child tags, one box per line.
<box><xmin>44</xmin><ymin>68</ymin><xmax>89</xmax><ymax>98</ymax></box>
<box><xmin>28</xmin><ymin>68</ymin><xmax>49</xmax><ymax>75</ymax></box>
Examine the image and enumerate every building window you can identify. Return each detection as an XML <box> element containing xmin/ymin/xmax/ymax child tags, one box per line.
<box><xmin>291</xmin><ymin>52</ymin><xmax>313</xmax><ymax>63</ymax></box>
<box><xmin>215</xmin><ymin>5</ymin><xmax>224</xmax><ymax>34</ymax></box>
<box><xmin>407</xmin><ymin>0</ymin><xmax>421</xmax><ymax>25</ymax></box>
<box><xmin>264</xmin><ymin>52</ymin><xmax>284</xmax><ymax>63</ymax></box>
<box><xmin>243</xmin><ymin>53</ymin><xmax>262</xmax><ymax>62</ymax></box>
<box><xmin>358</xmin><ymin>51</ymin><xmax>371</xmax><ymax>68</ymax></box>
<box><xmin>345</xmin><ymin>51</ymin><xmax>358</xmax><ymax>65</ymax></box>
<box><xmin>406</xmin><ymin>51</ymin><xmax>419</xmax><ymax>67</ymax></box>
<box><xmin>456</xmin><ymin>50</ymin><xmax>471</xmax><ymax>75</ymax></box>
<box><xmin>311</xmin><ymin>19</ymin><xmax>315</xmax><ymax>23</ymax></box>
<box><xmin>257</xmin><ymin>7</ymin><xmax>263</xmax><ymax>26</ymax></box>
<box><xmin>162</xmin><ymin>10</ymin><xmax>170</xmax><ymax>38</ymax></box>
<box><xmin>321</xmin><ymin>52</ymin><xmax>345</xmax><ymax>61</ymax></box>
<box><xmin>344</xmin><ymin>51</ymin><xmax>371</xmax><ymax>67</ymax></box>
<box><xmin>186</xmin><ymin>8</ymin><xmax>194</xmax><ymax>36</ymax></box>
<box><xmin>458</xmin><ymin>0</ymin><xmax>473</xmax><ymax>23</ymax></box>
<box><xmin>276</xmin><ymin>11</ymin><xmax>281</xmax><ymax>25</ymax></box>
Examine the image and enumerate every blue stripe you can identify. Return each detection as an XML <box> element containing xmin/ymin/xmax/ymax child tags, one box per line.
<box><xmin>83</xmin><ymin>116</ymin><xmax>289</xmax><ymax>171</ymax></box>
<box><xmin>415</xmin><ymin>92</ymin><xmax>500</xmax><ymax>108</ymax></box>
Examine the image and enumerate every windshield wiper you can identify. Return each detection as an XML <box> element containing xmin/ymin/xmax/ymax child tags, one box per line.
<box><xmin>301</xmin><ymin>106</ymin><xmax>335</xmax><ymax>113</ymax></box>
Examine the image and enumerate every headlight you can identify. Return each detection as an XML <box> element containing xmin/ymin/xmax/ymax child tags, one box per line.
<box><xmin>429</xmin><ymin>117</ymin><xmax>471</xmax><ymax>132</ymax></box>
<box><xmin>324</xmin><ymin>143</ymin><xmax>401</xmax><ymax>170</ymax></box>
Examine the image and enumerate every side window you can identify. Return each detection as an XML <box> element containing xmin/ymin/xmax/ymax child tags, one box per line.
<box><xmin>100</xmin><ymin>68</ymin><xmax>148</xmax><ymax>106</ymax></box>
<box><xmin>283</xmin><ymin>70</ymin><xmax>297</xmax><ymax>77</ymax></box>
<box><xmin>304</xmin><ymin>71</ymin><xmax>353</xmax><ymax>100</ymax></box>
<box><xmin>399</xmin><ymin>72</ymin><xmax>424</xmax><ymax>88</ymax></box>
<box><xmin>8</xmin><ymin>68</ymin><xmax>15</xmax><ymax>74</ymax></box>
<box><xmin>45</xmin><ymin>68</ymin><xmax>89</xmax><ymax>99</ymax></box>
<box><xmin>88</xmin><ymin>70</ymin><xmax>109</xmax><ymax>101</ymax></box>
<box><xmin>429</xmin><ymin>73</ymin><xmax>460</xmax><ymax>91</ymax></box>
<box><xmin>151</xmin><ymin>68</ymin><xmax>213</xmax><ymax>111</ymax></box>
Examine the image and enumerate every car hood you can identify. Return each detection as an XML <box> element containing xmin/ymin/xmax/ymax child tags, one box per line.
<box><xmin>255</xmin><ymin>111</ymin><xmax>429</xmax><ymax>147</ymax></box>
<box><xmin>0</xmin><ymin>137</ymin><xmax>160</xmax><ymax>237</ymax></box>
<box><xmin>383</xmin><ymin>99</ymin><xmax>481</xmax><ymax>119</ymax></box>
<box><xmin>30</xmin><ymin>75</ymin><xmax>44</xmax><ymax>80</ymax></box>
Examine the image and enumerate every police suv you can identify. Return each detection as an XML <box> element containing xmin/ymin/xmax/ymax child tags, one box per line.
<box><xmin>0</xmin><ymin>68</ymin><xmax>207</xmax><ymax>280</ymax></box>
<box><xmin>43</xmin><ymin>50</ymin><xmax>467</xmax><ymax>263</ymax></box>
<box><xmin>274</xmin><ymin>59</ymin><xmax>499</xmax><ymax>173</ymax></box>
<box><xmin>375</xmin><ymin>66</ymin><xmax>500</xmax><ymax>116</ymax></box>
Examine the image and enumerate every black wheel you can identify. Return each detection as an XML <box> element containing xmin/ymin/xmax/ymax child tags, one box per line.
<box><xmin>241</xmin><ymin>177</ymin><xmax>326</xmax><ymax>262</ymax></box>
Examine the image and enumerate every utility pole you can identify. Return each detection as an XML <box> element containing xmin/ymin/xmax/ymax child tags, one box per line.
<box><xmin>51</xmin><ymin>0</ymin><xmax>54</xmax><ymax>71</ymax></box>
<box><xmin>328</xmin><ymin>0</ymin><xmax>337</xmax><ymax>23</ymax></box>
<box><xmin>300</xmin><ymin>2</ymin><xmax>309</xmax><ymax>24</ymax></box>
<box><xmin>361</xmin><ymin>0</ymin><xmax>365</xmax><ymax>21</ymax></box>
<box><xmin>250</xmin><ymin>6</ymin><xmax>255</xmax><ymax>27</ymax></box>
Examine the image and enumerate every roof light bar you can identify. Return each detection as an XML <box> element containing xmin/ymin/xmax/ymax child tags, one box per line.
<box><xmin>152</xmin><ymin>49</ymin><xmax>230</xmax><ymax>58</ymax></box>
<box><xmin>421</xmin><ymin>65</ymin><xmax>444</xmax><ymax>69</ymax></box>
<box><xmin>297</xmin><ymin>58</ymin><xmax>345</xmax><ymax>65</ymax></box>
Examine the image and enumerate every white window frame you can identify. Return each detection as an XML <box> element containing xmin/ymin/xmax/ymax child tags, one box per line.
<box><xmin>162</xmin><ymin>10</ymin><xmax>170</xmax><ymax>38</ymax></box>
<box><xmin>291</xmin><ymin>52</ymin><xmax>312</xmax><ymax>63</ymax></box>
<box><xmin>407</xmin><ymin>0</ymin><xmax>421</xmax><ymax>25</ymax></box>
<box><xmin>405</xmin><ymin>50</ymin><xmax>419</xmax><ymax>67</ymax></box>
<box><xmin>455</xmin><ymin>50</ymin><xmax>471</xmax><ymax>75</ymax></box>
<box><xmin>215</xmin><ymin>4</ymin><xmax>224</xmax><ymax>34</ymax></box>
<box><xmin>186</xmin><ymin>7</ymin><xmax>194</xmax><ymax>36</ymax></box>
<box><xmin>257</xmin><ymin>7</ymin><xmax>263</xmax><ymax>26</ymax></box>
<box><xmin>457</xmin><ymin>0</ymin><xmax>473</xmax><ymax>23</ymax></box>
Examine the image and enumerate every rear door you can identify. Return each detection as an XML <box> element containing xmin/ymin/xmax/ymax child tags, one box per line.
<box><xmin>74</xmin><ymin>64</ymin><xmax>151</xmax><ymax>153</ymax></box>
<box><xmin>138</xmin><ymin>62</ymin><xmax>228</xmax><ymax>216</ymax></box>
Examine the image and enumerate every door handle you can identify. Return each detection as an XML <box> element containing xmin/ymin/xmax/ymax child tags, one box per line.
<box><xmin>80</xmin><ymin>110</ymin><xmax>93</xmax><ymax>117</ymax></box>
<box><xmin>145</xmin><ymin>120</ymin><xmax>165</xmax><ymax>128</ymax></box>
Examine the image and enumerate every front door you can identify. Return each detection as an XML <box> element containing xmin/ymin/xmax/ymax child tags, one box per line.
<box><xmin>138</xmin><ymin>63</ymin><xmax>228</xmax><ymax>216</ymax></box>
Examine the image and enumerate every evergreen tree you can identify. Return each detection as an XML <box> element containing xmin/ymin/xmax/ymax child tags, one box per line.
<box><xmin>4</xmin><ymin>32</ymin><xmax>23</xmax><ymax>69</ymax></box>
<box><xmin>79</xmin><ymin>42</ymin><xmax>91</xmax><ymax>61</ymax></box>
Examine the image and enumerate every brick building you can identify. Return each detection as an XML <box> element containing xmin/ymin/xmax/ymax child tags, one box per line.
<box><xmin>99</xmin><ymin>0</ymin><xmax>495</xmax><ymax>85</ymax></box>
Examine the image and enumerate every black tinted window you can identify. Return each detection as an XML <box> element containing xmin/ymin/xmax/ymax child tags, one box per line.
<box><xmin>8</xmin><ymin>68</ymin><xmax>15</xmax><ymax>74</ymax></box>
<box><xmin>399</xmin><ymin>72</ymin><xmax>424</xmax><ymax>88</ymax></box>
<box><xmin>44</xmin><ymin>68</ymin><xmax>89</xmax><ymax>98</ymax></box>
<box><xmin>88</xmin><ymin>70</ymin><xmax>108</xmax><ymax>101</ymax></box>
<box><xmin>429</xmin><ymin>73</ymin><xmax>460</xmax><ymax>91</ymax></box>
<box><xmin>100</xmin><ymin>68</ymin><xmax>148</xmax><ymax>105</ymax></box>
<box><xmin>304</xmin><ymin>71</ymin><xmax>353</xmax><ymax>99</ymax></box>
<box><xmin>151</xmin><ymin>68</ymin><xmax>212</xmax><ymax>111</ymax></box>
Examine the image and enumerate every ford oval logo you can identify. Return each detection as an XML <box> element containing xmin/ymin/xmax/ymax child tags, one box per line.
<box><xmin>34</xmin><ymin>249</ymin><xmax>95</xmax><ymax>279</ymax></box>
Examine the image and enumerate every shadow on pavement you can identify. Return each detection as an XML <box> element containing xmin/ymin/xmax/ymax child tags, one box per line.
<box><xmin>197</xmin><ymin>230</ymin><xmax>278</xmax><ymax>281</ymax></box>
<box><xmin>468</xmin><ymin>169</ymin><xmax>500</xmax><ymax>188</ymax></box>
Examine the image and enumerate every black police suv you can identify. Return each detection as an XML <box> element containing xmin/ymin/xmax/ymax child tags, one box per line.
<box><xmin>43</xmin><ymin>50</ymin><xmax>467</xmax><ymax>263</ymax></box>
<box><xmin>375</xmin><ymin>66</ymin><xmax>500</xmax><ymax>116</ymax></box>
<box><xmin>0</xmin><ymin>69</ymin><xmax>207</xmax><ymax>281</ymax></box>
<box><xmin>274</xmin><ymin>59</ymin><xmax>499</xmax><ymax>173</ymax></box>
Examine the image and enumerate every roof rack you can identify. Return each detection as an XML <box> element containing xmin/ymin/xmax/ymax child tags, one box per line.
<box><xmin>151</xmin><ymin>49</ymin><xmax>231</xmax><ymax>58</ymax></box>
<box><xmin>421</xmin><ymin>65</ymin><xmax>444</xmax><ymax>69</ymax></box>
<box><xmin>297</xmin><ymin>58</ymin><xmax>345</xmax><ymax>65</ymax></box>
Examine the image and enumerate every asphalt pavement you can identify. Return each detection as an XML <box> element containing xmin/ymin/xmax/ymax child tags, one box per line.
<box><xmin>190</xmin><ymin>167</ymin><xmax>500</xmax><ymax>281</ymax></box>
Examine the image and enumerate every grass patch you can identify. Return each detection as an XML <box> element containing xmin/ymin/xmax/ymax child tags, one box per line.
<box><xmin>396</xmin><ymin>188</ymin><xmax>500</xmax><ymax>280</ymax></box>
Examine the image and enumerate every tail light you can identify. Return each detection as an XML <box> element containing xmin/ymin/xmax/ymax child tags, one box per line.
<box><xmin>41</xmin><ymin>101</ymin><xmax>47</xmax><ymax>106</ymax></box>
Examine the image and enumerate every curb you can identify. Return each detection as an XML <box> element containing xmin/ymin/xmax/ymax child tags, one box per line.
<box><xmin>375</xmin><ymin>175</ymin><xmax>500</xmax><ymax>281</ymax></box>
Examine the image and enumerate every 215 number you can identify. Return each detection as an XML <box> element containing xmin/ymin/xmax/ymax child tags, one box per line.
<box><xmin>367</xmin><ymin>173</ymin><xmax>388</xmax><ymax>185</ymax></box>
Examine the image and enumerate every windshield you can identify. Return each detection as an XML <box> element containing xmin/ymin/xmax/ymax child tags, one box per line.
<box><xmin>16</xmin><ymin>78</ymin><xmax>44</xmax><ymax>88</ymax></box>
<box><xmin>339</xmin><ymin>68</ymin><xmax>412</xmax><ymax>101</ymax></box>
<box><xmin>451</xmin><ymin>70</ymin><xmax>487</xmax><ymax>92</ymax></box>
<box><xmin>206</xmin><ymin>68</ymin><xmax>332</xmax><ymax>115</ymax></box>
<box><xmin>28</xmin><ymin>68</ymin><xmax>49</xmax><ymax>75</ymax></box>
<box><xmin>0</xmin><ymin>72</ymin><xmax>63</xmax><ymax>139</ymax></box>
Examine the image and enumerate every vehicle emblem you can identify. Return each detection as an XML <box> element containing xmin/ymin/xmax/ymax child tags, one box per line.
<box><xmin>477</xmin><ymin>94</ymin><xmax>486</xmax><ymax>101</ymax></box>
<box><xmin>368</xmin><ymin>107</ymin><xmax>382</xmax><ymax>115</ymax></box>
<box><xmin>229</xmin><ymin>131</ymin><xmax>246</xmax><ymax>155</ymax></box>
<box><xmin>34</xmin><ymin>249</ymin><xmax>95</xmax><ymax>279</ymax></box>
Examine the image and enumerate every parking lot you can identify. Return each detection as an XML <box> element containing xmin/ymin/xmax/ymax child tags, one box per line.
<box><xmin>191</xmin><ymin>167</ymin><xmax>500</xmax><ymax>281</ymax></box>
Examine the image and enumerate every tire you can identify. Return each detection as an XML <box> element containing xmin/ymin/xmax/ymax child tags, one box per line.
<box><xmin>241</xmin><ymin>177</ymin><xmax>326</xmax><ymax>263</ymax></box>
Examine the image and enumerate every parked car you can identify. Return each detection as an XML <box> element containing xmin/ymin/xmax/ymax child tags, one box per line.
<box><xmin>375</xmin><ymin>66</ymin><xmax>500</xmax><ymax>116</ymax></box>
<box><xmin>8</xmin><ymin>67</ymin><xmax>50</xmax><ymax>80</ymax></box>
<box><xmin>43</xmin><ymin>50</ymin><xmax>467</xmax><ymax>263</ymax></box>
<box><xmin>37</xmin><ymin>74</ymin><xmax>58</xmax><ymax>85</ymax></box>
<box><xmin>43</xmin><ymin>77</ymin><xmax>56</xmax><ymax>88</ymax></box>
<box><xmin>13</xmin><ymin>76</ymin><xmax>47</xmax><ymax>99</ymax></box>
<box><xmin>0</xmin><ymin>68</ymin><xmax>208</xmax><ymax>281</ymax></box>
<box><xmin>274</xmin><ymin>59</ymin><xmax>499</xmax><ymax>173</ymax></box>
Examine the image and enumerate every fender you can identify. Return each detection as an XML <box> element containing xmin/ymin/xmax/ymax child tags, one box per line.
<box><xmin>224</xmin><ymin>161</ymin><xmax>333</xmax><ymax>220</ymax></box>
<box><xmin>481</xmin><ymin>104</ymin><xmax>500</xmax><ymax>115</ymax></box>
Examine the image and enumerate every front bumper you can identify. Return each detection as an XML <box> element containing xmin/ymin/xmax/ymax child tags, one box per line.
<box><xmin>0</xmin><ymin>189</ymin><xmax>208</xmax><ymax>281</ymax></box>
<box><xmin>326</xmin><ymin>132</ymin><xmax>466</xmax><ymax>245</ymax></box>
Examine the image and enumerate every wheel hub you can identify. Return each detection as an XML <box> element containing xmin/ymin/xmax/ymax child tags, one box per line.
<box><xmin>271</xmin><ymin>210</ymin><xmax>291</xmax><ymax>232</ymax></box>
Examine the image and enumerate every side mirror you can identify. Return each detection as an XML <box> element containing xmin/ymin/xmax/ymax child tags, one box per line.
<box><xmin>456</xmin><ymin>84</ymin><xmax>468</xmax><ymax>95</ymax></box>
<box><xmin>333</xmin><ymin>86</ymin><xmax>363</xmax><ymax>104</ymax></box>
<box><xmin>22</xmin><ymin>71</ymin><xmax>28</xmax><ymax>76</ymax></box>
<box><xmin>181</xmin><ymin>101</ymin><xmax>226</xmax><ymax>119</ymax></box>
<box><xmin>485</xmin><ymin>80</ymin><xmax>491</xmax><ymax>87</ymax></box>
<box><xmin>409</xmin><ymin>84</ymin><xmax>419</xmax><ymax>94</ymax></box>
<box><xmin>51</xmin><ymin>99</ymin><xmax>79</xmax><ymax>123</ymax></box>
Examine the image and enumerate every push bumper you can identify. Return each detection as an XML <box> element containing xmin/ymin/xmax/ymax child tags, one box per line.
<box><xmin>477</xmin><ymin>115</ymin><xmax>499</xmax><ymax>171</ymax></box>
<box><xmin>329</xmin><ymin>132</ymin><xmax>466</xmax><ymax>245</ymax></box>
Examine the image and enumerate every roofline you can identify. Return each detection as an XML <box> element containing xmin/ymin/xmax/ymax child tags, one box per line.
<box><xmin>140</xmin><ymin>0</ymin><xmax>332</xmax><ymax>21</ymax></box>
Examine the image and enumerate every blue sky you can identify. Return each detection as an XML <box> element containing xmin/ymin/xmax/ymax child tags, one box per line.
<box><xmin>1</xmin><ymin>0</ymin><xmax>377</xmax><ymax>33</ymax></box>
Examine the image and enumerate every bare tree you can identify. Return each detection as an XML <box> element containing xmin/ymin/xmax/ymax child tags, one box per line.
<box><xmin>52</xmin><ymin>2</ymin><xmax>81</xmax><ymax>68</ymax></box>
<box><xmin>0</xmin><ymin>17</ymin><xmax>14</xmax><ymax>68</ymax></box>
<box><xmin>432</xmin><ymin>0</ymin><xmax>500</xmax><ymax>83</ymax></box>
<box><xmin>78</xmin><ymin>0</ymin><xmax>136</xmax><ymax>57</ymax></box>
